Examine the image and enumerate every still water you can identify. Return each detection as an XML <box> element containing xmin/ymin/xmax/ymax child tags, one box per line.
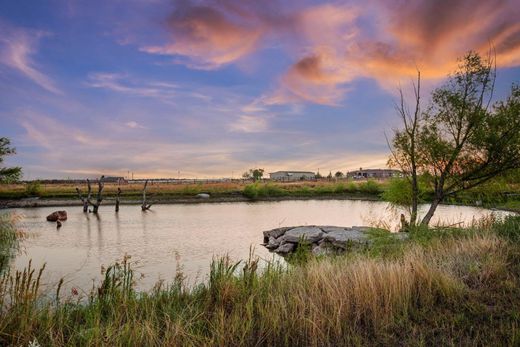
<box><xmin>7</xmin><ymin>200</ymin><xmax>513</xmax><ymax>291</ymax></box>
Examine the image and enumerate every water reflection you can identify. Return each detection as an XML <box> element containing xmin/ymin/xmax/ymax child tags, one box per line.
<box><xmin>10</xmin><ymin>200</ymin><xmax>513</xmax><ymax>291</ymax></box>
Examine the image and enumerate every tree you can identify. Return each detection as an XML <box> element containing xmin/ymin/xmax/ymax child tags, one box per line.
<box><xmin>388</xmin><ymin>71</ymin><xmax>422</xmax><ymax>226</ymax></box>
<box><xmin>0</xmin><ymin>137</ymin><xmax>22</xmax><ymax>183</ymax></box>
<box><xmin>334</xmin><ymin>171</ymin><xmax>344</xmax><ymax>178</ymax></box>
<box><xmin>390</xmin><ymin>51</ymin><xmax>520</xmax><ymax>226</ymax></box>
<box><xmin>247</xmin><ymin>168</ymin><xmax>264</xmax><ymax>181</ymax></box>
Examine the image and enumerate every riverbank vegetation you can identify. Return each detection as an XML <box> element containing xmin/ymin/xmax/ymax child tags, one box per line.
<box><xmin>1</xmin><ymin>214</ymin><xmax>519</xmax><ymax>346</ymax></box>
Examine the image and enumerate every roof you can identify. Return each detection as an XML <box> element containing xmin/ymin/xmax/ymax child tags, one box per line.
<box><xmin>350</xmin><ymin>169</ymin><xmax>400</xmax><ymax>173</ymax></box>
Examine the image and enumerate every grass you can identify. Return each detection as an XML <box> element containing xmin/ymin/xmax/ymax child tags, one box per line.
<box><xmin>0</xmin><ymin>213</ymin><xmax>25</xmax><ymax>273</ymax></box>
<box><xmin>1</xmin><ymin>215</ymin><xmax>520</xmax><ymax>345</ymax></box>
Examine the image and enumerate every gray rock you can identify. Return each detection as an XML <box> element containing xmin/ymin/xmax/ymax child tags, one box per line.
<box><xmin>265</xmin><ymin>236</ymin><xmax>281</xmax><ymax>250</ymax></box>
<box><xmin>282</xmin><ymin>226</ymin><xmax>323</xmax><ymax>243</ymax></box>
<box><xmin>351</xmin><ymin>226</ymin><xmax>372</xmax><ymax>232</ymax></box>
<box><xmin>320</xmin><ymin>226</ymin><xmax>348</xmax><ymax>233</ymax></box>
<box><xmin>263</xmin><ymin>227</ymin><xmax>291</xmax><ymax>242</ymax></box>
<box><xmin>323</xmin><ymin>229</ymin><xmax>368</xmax><ymax>245</ymax></box>
<box><xmin>393</xmin><ymin>232</ymin><xmax>410</xmax><ymax>241</ymax></box>
<box><xmin>312</xmin><ymin>244</ymin><xmax>333</xmax><ymax>256</ymax></box>
<box><xmin>196</xmin><ymin>193</ymin><xmax>210</xmax><ymax>199</ymax></box>
<box><xmin>274</xmin><ymin>242</ymin><xmax>295</xmax><ymax>254</ymax></box>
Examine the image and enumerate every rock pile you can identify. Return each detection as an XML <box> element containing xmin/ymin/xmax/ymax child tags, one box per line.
<box><xmin>262</xmin><ymin>225</ymin><xmax>408</xmax><ymax>255</ymax></box>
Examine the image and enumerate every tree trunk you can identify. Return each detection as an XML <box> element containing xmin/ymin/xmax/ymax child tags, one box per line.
<box><xmin>410</xmin><ymin>173</ymin><xmax>419</xmax><ymax>226</ymax></box>
<box><xmin>141</xmin><ymin>180</ymin><xmax>152</xmax><ymax>211</ymax></box>
<box><xmin>420</xmin><ymin>195</ymin><xmax>442</xmax><ymax>226</ymax></box>
<box><xmin>115</xmin><ymin>187</ymin><xmax>121</xmax><ymax>212</ymax></box>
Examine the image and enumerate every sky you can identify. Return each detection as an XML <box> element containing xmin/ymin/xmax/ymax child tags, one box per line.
<box><xmin>1</xmin><ymin>0</ymin><xmax>520</xmax><ymax>179</ymax></box>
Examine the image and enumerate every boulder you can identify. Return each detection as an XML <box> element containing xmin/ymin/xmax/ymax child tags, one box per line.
<box><xmin>196</xmin><ymin>193</ymin><xmax>210</xmax><ymax>199</ymax></box>
<box><xmin>265</xmin><ymin>236</ymin><xmax>281</xmax><ymax>250</ymax></box>
<box><xmin>281</xmin><ymin>226</ymin><xmax>323</xmax><ymax>243</ymax></box>
<box><xmin>263</xmin><ymin>227</ymin><xmax>292</xmax><ymax>243</ymax></box>
<box><xmin>46</xmin><ymin>210</ymin><xmax>67</xmax><ymax>222</ymax></box>
<box><xmin>321</xmin><ymin>226</ymin><xmax>348</xmax><ymax>233</ymax></box>
<box><xmin>274</xmin><ymin>242</ymin><xmax>295</xmax><ymax>254</ymax></box>
<box><xmin>322</xmin><ymin>228</ymin><xmax>368</xmax><ymax>247</ymax></box>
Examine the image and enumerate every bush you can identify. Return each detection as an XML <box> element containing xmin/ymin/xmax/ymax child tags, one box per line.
<box><xmin>243</xmin><ymin>184</ymin><xmax>259</xmax><ymax>199</ymax></box>
<box><xmin>25</xmin><ymin>181</ymin><xmax>41</xmax><ymax>197</ymax></box>
<box><xmin>358</xmin><ymin>180</ymin><xmax>383</xmax><ymax>195</ymax></box>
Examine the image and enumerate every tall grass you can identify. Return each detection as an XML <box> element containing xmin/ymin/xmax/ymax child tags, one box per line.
<box><xmin>0</xmin><ymin>213</ymin><xmax>24</xmax><ymax>273</ymax></box>
<box><xmin>0</xmin><ymin>216</ymin><xmax>519</xmax><ymax>346</ymax></box>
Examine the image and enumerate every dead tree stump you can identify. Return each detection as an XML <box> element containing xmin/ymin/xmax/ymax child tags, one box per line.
<box><xmin>141</xmin><ymin>180</ymin><xmax>152</xmax><ymax>211</ymax></box>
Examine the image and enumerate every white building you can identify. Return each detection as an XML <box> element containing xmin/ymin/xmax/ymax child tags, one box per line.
<box><xmin>269</xmin><ymin>171</ymin><xmax>316</xmax><ymax>181</ymax></box>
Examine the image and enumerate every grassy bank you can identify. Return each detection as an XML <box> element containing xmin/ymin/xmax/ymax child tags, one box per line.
<box><xmin>2</xmin><ymin>178</ymin><xmax>519</xmax><ymax>213</ymax></box>
<box><xmin>1</xmin><ymin>215</ymin><xmax>520</xmax><ymax>346</ymax></box>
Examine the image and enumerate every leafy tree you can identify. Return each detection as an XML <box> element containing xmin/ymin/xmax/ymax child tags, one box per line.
<box><xmin>0</xmin><ymin>137</ymin><xmax>22</xmax><ymax>183</ymax></box>
<box><xmin>247</xmin><ymin>168</ymin><xmax>264</xmax><ymax>181</ymax></box>
<box><xmin>388</xmin><ymin>72</ymin><xmax>422</xmax><ymax>226</ymax></box>
<box><xmin>327</xmin><ymin>171</ymin><xmax>332</xmax><ymax>180</ymax></box>
<box><xmin>390</xmin><ymin>52</ymin><xmax>520</xmax><ymax>226</ymax></box>
<box><xmin>315</xmin><ymin>172</ymin><xmax>323</xmax><ymax>179</ymax></box>
<box><xmin>334</xmin><ymin>171</ymin><xmax>344</xmax><ymax>178</ymax></box>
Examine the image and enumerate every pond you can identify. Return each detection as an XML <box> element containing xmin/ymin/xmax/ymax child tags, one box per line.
<box><xmin>6</xmin><ymin>200</ymin><xmax>513</xmax><ymax>291</ymax></box>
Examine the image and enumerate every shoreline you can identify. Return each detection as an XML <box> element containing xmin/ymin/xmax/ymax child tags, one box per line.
<box><xmin>1</xmin><ymin>194</ymin><xmax>518</xmax><ymax>215</ymax></box>
<box><xmin>0</xmin><ymin>194</ymin><xmax>381</xmax><ymax>209</ymax></box>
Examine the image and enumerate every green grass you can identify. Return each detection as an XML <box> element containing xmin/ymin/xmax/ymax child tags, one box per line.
<box><xmin>0</xmin><ymin>213</ymin><xmax>23</xmax><ymax>273</ymax></box>
<box><xmin>1</xmin><ymin>215</ymin><xmax>520</xmax><ymax>345</ymax></box>
<box><xmin>242</xmin><ymin>180</ymin><xmax>384</xmax><ymax>200</ymax></box>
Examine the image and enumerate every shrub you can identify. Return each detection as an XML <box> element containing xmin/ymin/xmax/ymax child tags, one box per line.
<box><xmin>358</xmin><ymin>180</ymin><xmax>383</xmax><ymax>195</ymax></box>
<box><xmin>25</xmin><ymin>181</ymin><xmax>41</xmax><ymax>197</ymax></box>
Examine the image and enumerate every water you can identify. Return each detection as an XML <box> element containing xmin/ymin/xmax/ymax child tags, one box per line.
<box><xmin>7</xmin><ymin>200</ymin><xmax>513</xmax><ymax>291</ymax></box>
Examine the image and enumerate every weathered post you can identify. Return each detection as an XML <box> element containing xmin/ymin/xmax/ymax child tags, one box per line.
<box><xmin>75</xmin><ymin>180</ymin><xmax>92</xmax><ymax>212</ymax></box>
<box><xmin>115</xmin><ymin>187</ymin><xmax>121</xmax><ymax>212</ymax></box>
<box><xmin>141</xmin><ymin>180</ymin><xmax>152</xmax><ymax>211</ymax></box>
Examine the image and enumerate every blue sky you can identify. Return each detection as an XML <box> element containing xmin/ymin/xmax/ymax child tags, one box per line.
<box><xmin>1</xmin><ymin>0</ymin><xmax>519</xmax><ymax>179</ymax></box>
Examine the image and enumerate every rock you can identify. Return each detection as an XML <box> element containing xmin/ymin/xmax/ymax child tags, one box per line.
<box><xmin>274</xmin><ymin>242</ymin><xmax>295</xmax><ymax>254</ymax></box>
<box><xmin>263</xmin><ymin>227</ymin><xmax>292</xmax><ymax>243</ymax></box>
<box><xmin>320</xmin><ymin>226</ymin><xmax>348</xmax><ymax>233</ymax></box>
<box><xmin>196</xmin><ymin>193</ymin><xmax>210</xmax><ymax>199</ymax></box>
<box><xmin>265</xmin><ymin>236</ymin><xmax>281</xmax><ymax>250</ymax></box>
<box><xmin>56</xmin><ymin>220</ymin><xmax>62</xmax><ymax>228</ymax></box>
<box><xmin>393</xmin><ymin>232</ymin><xmax>410</xmax><ymax>241</ymax></box>
<box><xmin>281</xmin><ymin>226</ymin><xmax>323</xmax><ymax>243</ymax></box>
<box><xmin>323</xmin><ymin>228</ymin><xmax>368</xmax><ymax>244</ymax></box>
<box><xmin>312</xmin><ymin>244</ymin><xmax>333</xmax><ymax>256</ymax></box>
<box><xmin>46</xmin><ymin>210</ymin><xmax>67</xmax><ymax>222</ymax></box>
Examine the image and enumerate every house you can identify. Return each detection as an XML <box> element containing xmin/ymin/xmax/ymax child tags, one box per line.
<box><xmin>346</xmin><ymin>168</ymin><xmax>401</xmax><ymax>179</ymax></box>
<box><xmin>269</xmin><ymin>171</ymin><xmax>316</xmax><ymax>181</ymax></box>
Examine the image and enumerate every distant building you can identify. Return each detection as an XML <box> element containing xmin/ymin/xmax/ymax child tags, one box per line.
<box><xmin>346</xmin><ymin>168</ymin><xmax>401</xmax><ymax>179</ymax></box>
<box><xmin>269</xmin><ymin>171</ymin><xmax>316</xmax><ymax>181</ymax></box>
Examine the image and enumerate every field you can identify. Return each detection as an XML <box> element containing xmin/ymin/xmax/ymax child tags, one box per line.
<box><xmin>2</xmin><ymin>178</ymin><xmax>519</xmax><ymax>212</ymax></box>
<box><xmin>1</xmin><ymin>213</ymin><xmax>520</xmax><ymax>346</ymax></box>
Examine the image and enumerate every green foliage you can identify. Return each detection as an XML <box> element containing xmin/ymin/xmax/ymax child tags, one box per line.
<box><xmin>358</xmin><ymin>180</ymin><xmax>383</xmax><ymax>195</ymax></box>
<box><xmin>25</xmin><ymin>181</ymin><xmax>42</xmax><ymax>197</ymax></box>
<box><xmin>0</xmin><ymin>137</ymin><xmax>22</xmax><ymax>183</ymax></box>
<box><xmin>493</xmin><ymin>215</ymin><xmax>520</xmax><ymax>243</ymax></box>
<box><xmin>0</xmin><ymin>213</ymin><xmax>21</xmax><ymax>273</ymax></box>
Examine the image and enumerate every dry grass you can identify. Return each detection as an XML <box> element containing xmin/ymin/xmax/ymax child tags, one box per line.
<box><xmin>1</xmin><ymin>216</ymin><xmax>519</xmax><ymax>346</ymax></box>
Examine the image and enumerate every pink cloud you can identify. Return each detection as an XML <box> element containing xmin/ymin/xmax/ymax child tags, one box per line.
<box><xmin>143</xmin><ymin>1</ymin><xmax>520</xmax><ymax>105</ymax></box>
<box><xmin>0</xmin><ymin>21</ymin><xmax>62</xmax><ymax>95</ymax></box>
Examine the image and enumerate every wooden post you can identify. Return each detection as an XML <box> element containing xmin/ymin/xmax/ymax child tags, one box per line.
<box><xmin>87</xmin><ymin>176</ymin><xmax>104</xmax><ymax>214</ymax></box>
<box><xmin>141</xmin><ymin>180</ymin><xmax>152</xmax><ymax>211</ymax></box>
<box><xmin>115</xmin><ymin>187</ymin><xmax>121</xmax><ymax>212</ymax></box>
<box><xmin>75</xmin><ymin>180</ymin><xmax>92</xmax><ymax>213</ymax></box>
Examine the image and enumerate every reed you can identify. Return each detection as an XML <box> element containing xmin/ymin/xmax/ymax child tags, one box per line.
<box><xmin>0</xmin><ymin>216</ymin><xmax>519</xmax><ymax>346</ymax></box>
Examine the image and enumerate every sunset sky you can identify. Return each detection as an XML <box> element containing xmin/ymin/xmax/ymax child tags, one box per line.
<box><xmin>1</xmin><ymin>0</ymin><xmax>520</xmax><ymax>179</ymax></box>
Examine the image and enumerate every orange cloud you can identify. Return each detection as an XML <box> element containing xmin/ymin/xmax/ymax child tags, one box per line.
<box><xmin>143</xmin><ymin>0</ymin><xmax>520</xmax><ymax>104</ymax></box>
<box><xmin>141</xmin><ymin>1</ymin><xmax>272</xmax><ymax>69</ymax></box>
<box><xmin>272</xmin><ymin>0</ymin><xmax>520</xmax><ymax>105</ymax></box>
